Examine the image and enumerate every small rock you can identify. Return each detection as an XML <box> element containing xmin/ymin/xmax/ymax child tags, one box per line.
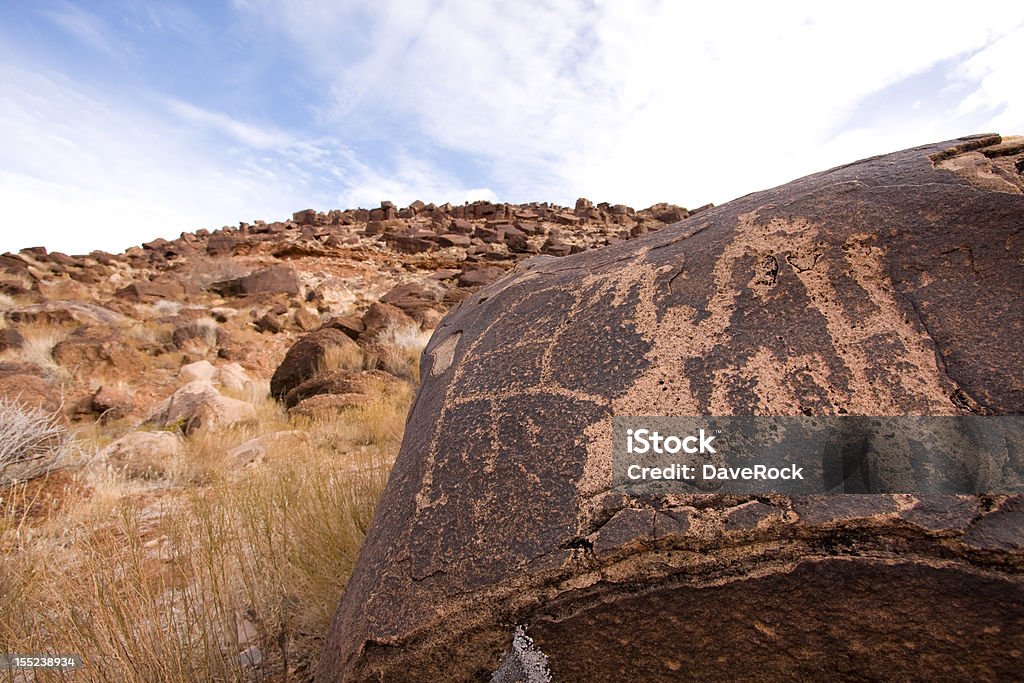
<box><xmin>458</xmin><ymin>266</ymin><xmax>506</xmax><ymax>288</ymax></box>
<box><xmin>91</xmin><ymin>385</ymin><xmax>135</xmax><ymax>422</ymax></box>
<box><xmin>0</xmin><ymin>328</ymin><xmax>25</xmax><ymax>352</ymax></box>
<box><xmin>239</xmin><ymin>646</ymin><xmax>262</xmax><ymax>669</ymax></box>
<box><xmin>255</xmin><ymin>312</ymin><xmax>285</xmax><ymax>334</ymax></box>
<box><xmin>293</xmin><ymin>307</ymin><xmax>321</xmax><ymax>332</ymax></box>
<box><xmin>180</xmin><ymin>360</ymin><xmax>219</xmax><ymax>384</ymax></box>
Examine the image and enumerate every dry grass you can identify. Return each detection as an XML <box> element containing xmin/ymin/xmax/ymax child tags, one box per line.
<box><xmin>362</xmin><ymin>324</ymin><xmax>431</xmax><ymax>382</ymax></box>
<box><xmin>0</xmin><ymin>381</ymin><xmax>413</xmax><ymax>682</ymax></box>
<box><xmin>316</xmin><ymin>342</ymin><xmax>365</xmax><ymax>375</ymax></box>
<box><xmin>0</xmin><ymin>322</ymin><xmax>73</xmax><ymax>381</ymax></box>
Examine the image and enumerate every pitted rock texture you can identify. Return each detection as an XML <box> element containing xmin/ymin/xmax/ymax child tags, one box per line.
<box><xmin>316</xmin><ymin>135</ymin><xmax>1024</xmax><ymax>682</ymax></box>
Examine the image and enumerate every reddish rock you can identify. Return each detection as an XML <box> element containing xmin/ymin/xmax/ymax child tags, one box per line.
<box><xmin>52</xmin><ymin>333</ymin><xmax>145</xmax><ymax>376</ymax></box>
<box><xmin>384</xmin><ymin>234</ymin><xmax>434</xmax><ymax>254</ymax></box>
<box><xmin>434</xmin><ymin>233</ymin><xmax>472</xmax><ymax>248</ymax></box>
<box><xmin>210</xmin><ymin>265</ymin><xmax>300</xmax><ymax>298</ymax></box>
<box><xmin>293</xmin><ymin>307</ymin><xmax>321</xmax><ymax>332</ymax></box>
<box><xmin>270</xmin><ymin>327</ymin><xmax>360</xmax><ymax>400</ymax></box>
<box><xmin>288</xmin><ymin>393</ymin><xmax>373</xmax><ymax>418</ymax></box>
<box><xmin>321</xmin><ymin>316</ymin><xmax>365</xmax><ymax>340</ymax></box>
<box><xmin>91</xmin><ymin>385</ymin><xmax>135</xmax><ymax>422</ymax></box>
<box><xmin>254</xmin><ymin>312</ymin><xmax>285</xmax><ymax>334</ymax></box>
<box><xmin>540</xmin><ymin>237</ymin><xmax>572</xmax><ymax>257</ymax></box>
<box><xmin>0</xmin><ymin>374</ymin><xmax>63</xmax><ymax>415</ymax></box>
<box><xmin>360</xmin><ymin>302</ymin><xmax>417</xmax><ymax>340</ymax></box>
<box><xmin>0</xmin><ymin>328</ymin><xmax>24</xmax><ymax>352</ymax></box>
<box><xmin>457</xmin><ymin>266</ymin><xmax>506</xmax><ymax>288</ymax></box>
<box><xmin>114</xmin><ymin>281</ymin><xmax>182</xmax><ymax>301</ymax></box>
<box><xmin>379</xmin><ymin>282</ymin><xmax>445</xmax><ymax>326</ymax></box>
<box><xmin>450</xmin><ymin>219</ymin><xmax>474</xmax><ymax>234</ymax></box>
<box><xmin>282</xmin><ymin>369</ymin><xmax>396</xmax><ymax>409</ymax></box>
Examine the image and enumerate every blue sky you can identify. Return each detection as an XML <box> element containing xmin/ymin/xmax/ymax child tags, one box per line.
<box><xmin>1</xmin><ymin>1</ymin><xmax>1022</xmax><ymax>254</ymax></box>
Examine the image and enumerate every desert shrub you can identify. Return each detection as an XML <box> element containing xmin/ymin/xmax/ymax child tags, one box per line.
<box><xmin>0</xmin><ymin>397</ymin><xmax>75</xmax><ymax>485</ymax></box>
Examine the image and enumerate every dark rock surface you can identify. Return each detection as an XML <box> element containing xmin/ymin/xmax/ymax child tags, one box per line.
<box><xmin>317</xmin><ymin>135</ymin><xmax>1024</xmax><ymax>681</ymax></box>
<box><xmin>269</xmin><ymin>327</ymin><xmax>359</xmax><ymax>400</ymax></box>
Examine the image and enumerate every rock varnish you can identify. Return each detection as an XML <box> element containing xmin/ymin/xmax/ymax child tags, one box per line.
<box><xmin>317</xmin><ymin>136</ymin><xmax>1024</xmax><ymax>682</ymax></box>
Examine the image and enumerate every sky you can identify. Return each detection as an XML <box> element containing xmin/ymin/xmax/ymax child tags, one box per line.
<box><xmin>1</xmin><ymin>1</ymin><xmax>1022</xmax><ymax>255</ymax></box>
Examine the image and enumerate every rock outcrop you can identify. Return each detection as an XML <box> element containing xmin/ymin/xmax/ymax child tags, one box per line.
<box><xmin>317</xmin><ymin>135</ymin><xmax>1024</xmax><ymax>681</ymax></box>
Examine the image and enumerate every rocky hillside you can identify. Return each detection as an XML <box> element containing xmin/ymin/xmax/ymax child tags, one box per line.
<box><xmin>0</xmin><ymin>194</ymin><xmax>702</xmax><ymax>680</ymax></box>
<box><xmin>0</xmin><ymin>197</ymin><xmax>699</xmax><ymax>429</ymax></box>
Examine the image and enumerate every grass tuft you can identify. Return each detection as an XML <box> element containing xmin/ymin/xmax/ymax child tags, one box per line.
<box><xmin>0</xmin><ymin>377</ymin><xmax>413</xmax><ymax>681</ymax></box>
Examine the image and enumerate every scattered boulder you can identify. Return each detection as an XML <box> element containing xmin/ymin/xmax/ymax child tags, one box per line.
<box><xmin>293</xmin><ymin>307</ymin><xmax>321</xmax><ymax>332</ymax></box>
<box><xmin>217</xmin><ymin>363</ymin><xmax>253</xmax><ymax>394</ymax></box>
<box><xmin>0</xmin><ymin>373</ymin><xmax>63</xmax><ymax>415</ymax></box>
<box><xmin>317</xmin><ymin>136</ymin><xmax>1024</xmax><ymax>682</ymax></box>
<box><xmin>210</xmin><ymin>265</ymin><xmax>300</xmax><ymax>298</ymax></box>
<box><xmin>179</xmin><ymin>360</ymin><xmax>219</xmax><ymax>384</ymax></box>
<box><xmin>90</xmin><ymin>385</ymin><xmax>135</xmax><ymax>422</ymax></box>
<box><xmin>379</xmin><ymin>282</ymin><xmax>445</xmax><ymax>327</ymax></box>
<box><xmin>52</xmin><ymin>332</ymin><xmax>144</xmax><ymax>376</ymax></box>
<box><xmin>435</xmin><ymin>234</ymin><xmax>471</xmax><ymax>248</ymax></box>
<box><xmin>146</xmin><ymin>381</ymin><xmax>221</xmax><ymax>430</ymax></box>
<box><xmin>114</xmin><ymin>280</ymin><xmax>187</xmax><ymax>302</ymax></box>
<box><xmin>288</xmin><ymin>393</ymin><xmax>373</xmax><ymax>418</ymax></box>
<box><xmin>5</xmin><ymin>301</ymin><xmax>131</xmax><ymax>327</ymax></box>
<box><xmin>321</xmin><ymin>315</ymin><xmax>365</xmax><ymax>340</ymax></box>
<box><xmin>270</xmin><ymin>328</ymin><xmax>360</xmax><ymax>400</ymax></box>
<box><xmin>101</xmin><ymin>431</ymin><xmax>184</xmax><ymax>479</ymax></box>
<box><xmin>255</xmin><ymin>312</ymin><xmax>285</xmax><ymax>334</ymax></box>
<box><xmin>458</xmin><ymin>266</ymin><xmax>506</xmax><ymax>288</ymax></box>
<box><xmin>185</xmin><ymin>395</ymin><xmax>256</xmax><ymax>434</ymax></box>
<box><xmin>384</xmin><ymin>234</ymin><xmax>434</xmax><ymax>254</ymax></box>
<box><xmin>0</xmin><ymin>328</ymin><xmax>24</xmax><ymax>352</ymax></box>
<box><xmin>282</xmin><ymin>369</ymin><xmax>396</xmax><ymax>410</ymax></box>
<box><xmin>360</xmin><ymin>302</ymin><xmax>417</xmax><ymax>341</ymax></box>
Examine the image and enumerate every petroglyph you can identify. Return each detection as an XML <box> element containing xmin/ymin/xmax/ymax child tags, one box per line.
<box><xmin>318</xmin><ymin>136</ymin><xmax>1024</xmax><ymax>683</ymax></box>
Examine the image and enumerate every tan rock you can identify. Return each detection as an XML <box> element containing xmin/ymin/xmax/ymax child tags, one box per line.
<box><xmin>101</xmin><ymin>431</ymin><xmax>184</xmax><ymax>479</ymax></box>
<box><xmin>179</xmin><ymin>360</ymin><xmax>219</xmax><ymax>384</ymax></box>
<box><xmin>184</xmin><ymin>395</ymin><xmax>256</xmax><ymax>434</ymax></box>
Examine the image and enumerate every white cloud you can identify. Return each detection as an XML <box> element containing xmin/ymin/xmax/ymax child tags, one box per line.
<box><xmin>0</xmin><ymin>65</ymin><xmax>307</xmax><ymax>254</ymax></box>
<box><xmin>0</xmin><ymin>58</ymin><xmax>498</xmax><ymax>253</ymax></box>
<box><xmin>163</xmin><ymin>98</ymin><xmax>300</xmax><ymax>149</ymax></box>
<box><xmin>39</xmin><ymin>2</ymin><xmax>122</xmax><ymax>60</ymax></box>
<box><xmin>241</xmin><ymin>0</ymin><xmax>1024</xmax><ymax>209</ymax></box>
<box><xmin>3</xmin><ymin>2</ymin><xmax>1023</xmax><ymax>253</ymax></box>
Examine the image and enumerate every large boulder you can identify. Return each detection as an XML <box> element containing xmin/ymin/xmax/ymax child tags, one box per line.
<box><xmin>210</xmin><ymin>264</ymin><xmax>300</xmax><ymax>298</ymax></box>
<box><xmin>269</xmin><ymin>327</ymin><xmax>361</xmax><ymax>400</ymax></box>
<box><xmin>145</xmin><ymin>380</ymin><xmax>255</xmax><ymax>434</ymax></box>
<box><xmin>52</xmin><ymin>332</ymin><xmax>145</xmax><ymax>376</ymax></box>
<box><xmin>100</xmin><ymin>431</ymin><xmax>184</xmax><ymax>479</ymax></box>
<box><xmin>317</xmin><ymin>135</ymin><xmax>1024</xmax><ymax>682</ymax></box>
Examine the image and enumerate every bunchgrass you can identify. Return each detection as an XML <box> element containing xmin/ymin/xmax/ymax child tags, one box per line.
<box><xmin>0</xmin><ymin>383</ymin><xmax>412</xmax><ymax>682</ymax></box>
